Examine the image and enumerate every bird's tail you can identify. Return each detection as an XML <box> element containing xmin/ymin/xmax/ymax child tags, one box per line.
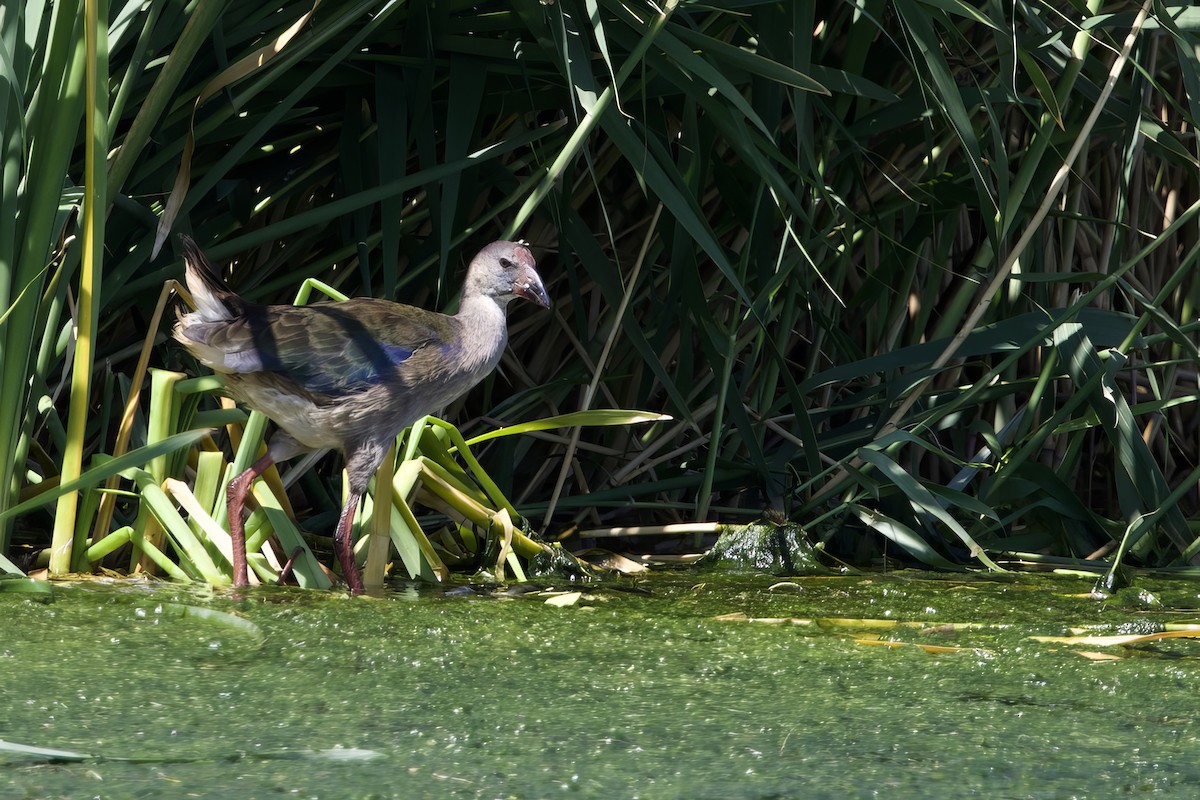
<box><xmin>179</xmin><ymin>234</ymin><xmax>239</xmax><ymax>322</ymax></box>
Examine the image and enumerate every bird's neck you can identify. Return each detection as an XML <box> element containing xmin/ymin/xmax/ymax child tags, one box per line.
<box><xmin>454</xmin><ymin>293</ymin><xmax>511</xmax><ymax>375</ymax></box>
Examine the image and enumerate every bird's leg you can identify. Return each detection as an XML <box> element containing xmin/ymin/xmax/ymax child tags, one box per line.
<box><xmin>338</xmin><ymin>440</ymin><xmax>389</xmax><ymax>596</ymax></box>
<box><xmin>333</xmin><ymin>492</ymin><xmax>365</xmax><ymax>595</ymax></box>
<box><xmin>226</xmin><ymin>454</ymin><xmax>275</xmax><ymax>588</ymax></box>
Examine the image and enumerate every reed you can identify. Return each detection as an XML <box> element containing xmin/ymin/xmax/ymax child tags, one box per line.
<box><xmin>2</xmin><ymin>0</ymin><xmax>1196</xmax><ymax>584</ymax></box>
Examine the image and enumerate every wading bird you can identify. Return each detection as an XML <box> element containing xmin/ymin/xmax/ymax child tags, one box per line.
<box><xmin>174</xmin><ymin>235</ymin><xmax>550</xmax><ymax>594</ymax></box>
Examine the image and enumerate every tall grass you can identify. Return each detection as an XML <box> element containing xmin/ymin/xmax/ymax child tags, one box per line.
<box><xmin>3</xmin><ymin>0</ymin><xmax>1198</xmax><ymax>583</ymax></box>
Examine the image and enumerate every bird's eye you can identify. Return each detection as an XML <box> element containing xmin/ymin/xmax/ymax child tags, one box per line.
<box><xmin>499</xmin><ymin>258</ymin><xmax>514</xmax><ymax>269</ymax></box>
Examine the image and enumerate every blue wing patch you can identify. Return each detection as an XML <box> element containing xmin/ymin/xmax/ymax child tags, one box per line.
<box><xmin>382</xmin><ymin>344</ymin><xmax>415</xmax><ymax>365</ymax></box>
<box><xmin>245</xmin><ymin>301</ymin><xmax>435</xmax><ymax>397</ymax></box>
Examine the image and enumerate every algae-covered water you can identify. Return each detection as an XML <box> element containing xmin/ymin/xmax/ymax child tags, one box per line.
<box><xmin>3</xmin><ymin>571</ymin><xmax>1200</xmax><ymax>798</ymax></box>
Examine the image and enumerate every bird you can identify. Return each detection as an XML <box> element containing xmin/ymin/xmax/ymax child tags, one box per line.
<box><xmin>173</xmin><ymin>235</ymin><xmax>550</xmax><ymax>594</ymax></box>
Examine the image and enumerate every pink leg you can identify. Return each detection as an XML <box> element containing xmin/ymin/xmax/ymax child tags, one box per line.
<box><xmin>333</xmin><ymin>492</ymin><xmax>365</xmax><ymax>595</ymax></box>
<box><xmin>226</xmin><ymin>454</ymin><xmax>275</xmax><ymax>588</ymax></box>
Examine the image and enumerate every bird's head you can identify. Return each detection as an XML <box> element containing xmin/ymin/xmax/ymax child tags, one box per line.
<box><xmin>466</xmin><ymin>241</ymin><xmax>551</xmax><ymax>309</ymax></box>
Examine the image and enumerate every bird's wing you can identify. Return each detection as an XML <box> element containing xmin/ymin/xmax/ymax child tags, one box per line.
<box><xmin>213</xmin><ymin>298</ymin><xmax>457</xmax><ymax>397</ymax></box>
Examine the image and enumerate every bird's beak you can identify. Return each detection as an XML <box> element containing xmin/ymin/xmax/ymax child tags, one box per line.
<box><xmin>514</xmin><ymin>268</ymin><xmax>551</xmax><ymax>309</ymax></box>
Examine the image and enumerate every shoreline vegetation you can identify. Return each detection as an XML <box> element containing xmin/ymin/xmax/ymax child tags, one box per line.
<box><xmin>2</xmin><ymin>2</ymin><xmax>1198</xmax><ymax>590</ymax></box>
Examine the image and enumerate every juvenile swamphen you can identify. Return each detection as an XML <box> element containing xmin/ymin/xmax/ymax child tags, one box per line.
<box><xmin>173</xmin><ymin>236</ymin><xmax>550</xmax><ymax>594</ymax></box>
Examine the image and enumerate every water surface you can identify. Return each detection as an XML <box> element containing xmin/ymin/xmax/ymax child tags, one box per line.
<box><xmin>3</xmin><ymin>571</ymin><xmax>1199</xmax><ymax>798</ymax></box>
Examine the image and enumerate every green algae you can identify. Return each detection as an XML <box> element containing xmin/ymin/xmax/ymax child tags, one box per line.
<box><xmin>2</xmin><ymin>572</ymin><xmax>1199</xmax><ymax>798</ymax></box>
<box><xmin>696</xmin><ymin>521</ymin><xmax>830</xmax><ymax>575</ymax></box>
